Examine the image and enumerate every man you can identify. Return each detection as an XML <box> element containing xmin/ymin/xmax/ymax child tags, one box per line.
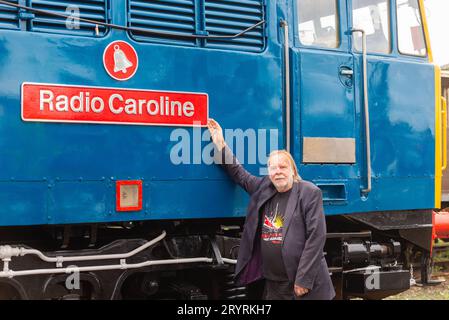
<box><xmin>208</xmin><ymin>119</ymin><xmax>335</xmax><ymax>300</ymax></box>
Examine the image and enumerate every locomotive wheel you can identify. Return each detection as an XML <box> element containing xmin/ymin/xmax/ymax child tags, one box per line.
<box><xmin>419</xmin><ymin>251</ymin><xmax>443</xmax><ymax>286</ymax></box>
<box><xmin>421</xmin><ymin>252</ymin><xmax>432</xmax><ymax>284</ymax></box>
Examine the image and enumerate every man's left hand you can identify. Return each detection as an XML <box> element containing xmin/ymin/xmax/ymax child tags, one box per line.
<box><xmin>294</xmin><ymin>285</ymin><xmax>309</xmax><ymax>297</ymax></box>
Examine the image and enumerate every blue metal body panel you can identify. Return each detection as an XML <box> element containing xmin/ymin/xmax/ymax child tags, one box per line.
<box><xmin>0</xmin><ymin>0</ymin><xmax>436</xmax><ymax>226</ymax></box>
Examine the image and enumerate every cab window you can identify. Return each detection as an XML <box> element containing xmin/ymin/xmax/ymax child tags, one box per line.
<box><xmin>297</xmin><ymin>0</ymin><xmax>340</xmax><ymax>48</ymax></box>
<box><xmin>396</xmin><ymin>0</ymin><xmax>427</xmax><ymax>56</ymax></box>
<box><xmin>352</xmin><ymin>0</ymin><xmax>391</xmax><ymax>53</ymax></box>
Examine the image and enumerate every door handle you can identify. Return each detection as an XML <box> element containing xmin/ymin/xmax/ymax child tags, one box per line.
<box><xmin>442</xmin><ymin>97</ymin><xmax>447</xmax><ymax>171</ymax></box>
<box><xmin>280</xmin><ymin>20</ymin><xmax>291</xmax><ymax>153</ymax></box>
<box><xmin>339</xmin><ymin>66</ymin><xmax>354</xmax><ymax>87</ymax></box>
<box><xmin>350</xmin><ymin>28</ymin><xmax>371</xmax><ymax>195</ymax></box>
<box><xmin>339</xmin><ymin>68</ymin><xmax>354</xmax><ymax>76</ymax></box>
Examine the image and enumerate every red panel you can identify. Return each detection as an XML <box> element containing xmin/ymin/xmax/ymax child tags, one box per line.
<box><xmin>22</xmin><ymin>83</ymin><xmax>208</xmax><ymax>127</ymax></box>
<box><xmin>116</xmin><ymin>180</ymin><xmax>143</xmax><ymax>212</ymax></box>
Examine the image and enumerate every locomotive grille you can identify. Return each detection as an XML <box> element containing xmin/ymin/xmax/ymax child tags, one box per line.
<box><xmin>129</xmin><ymin>0</ymin><xmax>197</xmax><ymax>46</ymax></box>
<box><xmin>204</xmin><ymin>0</ymin><xmax>265</xmax><ymax>52</ymax></box>
<box><xmin>0</xmin><ymin>0</ymin><xmax>19</xmax><ymax>30</ymax></box>
<box><xmin>30</xmin><ymin>0</ymin><xmax>108</xmax><ymax>36</ymax></box>
<box><xmin>128</xmin><ymin>0</ymin><xmax>266</xmax><ymax>52</ymax></box>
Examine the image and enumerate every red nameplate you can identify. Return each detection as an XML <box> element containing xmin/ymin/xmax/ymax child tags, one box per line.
<box><xmin>21</xmin><ymin>83</ymin><xmax>208</xmax><ymax>127</ymax></box>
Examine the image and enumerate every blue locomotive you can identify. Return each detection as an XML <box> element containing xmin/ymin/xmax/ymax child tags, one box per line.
<box><xmin>0</xmin><ymin>0</ymin><xmax>445</xmax><ymax>299</ymax></box>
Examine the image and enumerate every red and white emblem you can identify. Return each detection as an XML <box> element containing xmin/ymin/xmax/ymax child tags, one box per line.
<box><xmin>103</xmin><ymin>41</ymin><xmax>138</xmax><ymax>81</ymax></box>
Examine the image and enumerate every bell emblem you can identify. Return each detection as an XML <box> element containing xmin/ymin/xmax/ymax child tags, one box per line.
<box><xmin>113</xmin><ymin>44</ymin><xmax>133</xmax><ymax>73</ymax></box>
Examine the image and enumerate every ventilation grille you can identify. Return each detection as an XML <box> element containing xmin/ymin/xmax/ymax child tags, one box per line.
<box><xmin>0</xmin><ymin>0</ymin><xmax>19</xmax><ymax>30</ymax></box>
<box><xmin>30</xmin><ymin>0</ymin><xmax>108</xmax><ymax>36</ymax></box>
<box><xmin>204</xmin><ymin>0</ymin><xmax>265</xmax><ymax>52</ymax></box>
<box><xmin>128</xmin><ymin>0</ymin><xmax>266</xmax><ymax>52</ymax></box>
<box><xmin>129</xmin><ymin>0</ymin><xmax>197</xmax><ymax>46</ymax></box>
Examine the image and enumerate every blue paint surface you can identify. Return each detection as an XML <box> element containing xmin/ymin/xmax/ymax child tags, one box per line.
<box><xmin>0</xmin><ymin>0</ymin><xmax>436</xmax><ymax>225</ymax></box>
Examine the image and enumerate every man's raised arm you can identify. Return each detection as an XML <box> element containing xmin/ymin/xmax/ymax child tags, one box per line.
<box><xmin>208</xmin><ymin>119</ymin><xmax>262</xmax><ymax>195</ymax></box>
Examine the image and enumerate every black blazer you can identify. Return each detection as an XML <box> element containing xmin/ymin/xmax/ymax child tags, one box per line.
<box><xmin>219</xmin><ymin>146</ymin><xmax>335</xmax><ymax>300</ymax></box>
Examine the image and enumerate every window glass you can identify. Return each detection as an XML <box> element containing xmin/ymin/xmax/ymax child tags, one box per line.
<box><xmin>397</xmin><ymin>0</ymin><xmax>427</xmax><ymax>56</ymax></box>
<box><xmin>353</xmin><ymin>0</ymin><xmax>390</xmax><ymax>53</ymax></box>
<box><xmin>297</xmin><ymin>0</ymin><xmax>340</xmax><ymax>48</ymax></box>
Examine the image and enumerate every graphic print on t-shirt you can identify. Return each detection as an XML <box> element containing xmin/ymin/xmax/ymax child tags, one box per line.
<box><xmin>260</xmin><ymin>190</ymin><xmax>291</xmax><ymax>281</ymax></box>
<box><xmin>262</xmin><ymin>202</ymin><xmax>284</xmax><ymax>244</ymax></box>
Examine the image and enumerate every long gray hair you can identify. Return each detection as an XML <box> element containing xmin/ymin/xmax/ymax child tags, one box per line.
<box><xmin>267</xmin><ymin>150</ymin><xmax>301</xmax><ymax>182</ymax></box>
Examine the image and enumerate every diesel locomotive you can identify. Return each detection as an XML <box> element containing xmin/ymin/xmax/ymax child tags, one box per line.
<box><xmin>0</xmin><ymin>0</ymin><xmax>446</xmax><ymax>299</ymax></box>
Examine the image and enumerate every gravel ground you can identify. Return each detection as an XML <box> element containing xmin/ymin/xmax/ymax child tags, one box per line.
<box><xmin>386</xmin><ymin>274</ymin><xmax>449</xmax><ymax>300</ymax></box>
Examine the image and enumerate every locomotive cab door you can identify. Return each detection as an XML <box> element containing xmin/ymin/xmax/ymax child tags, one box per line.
<box><xmin>347</xmin><ymin>0</ymin><xmax>436</xmax><ymax>210</ymax></box>
<box><xmin>292</xmin><ymin>0</ymin><xmax>360</xmax><ymax>209</ymax></box>
<box><xmin>291</xmin><ymin>0</ymin><xmax>436</xmax><ymax>213</ymax></box>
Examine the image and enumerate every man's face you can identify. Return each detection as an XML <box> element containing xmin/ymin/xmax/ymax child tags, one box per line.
<box><xmin>268</xmin><ymin>154</ymin><xmax>294</xmax><ymax>192</ymax></box>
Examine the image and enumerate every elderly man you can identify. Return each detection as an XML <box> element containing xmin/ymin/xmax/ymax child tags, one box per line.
<box><xmin>207</xmin><ymin>119</ymin><xmax>335</xmax><ymax>300</ymax></box>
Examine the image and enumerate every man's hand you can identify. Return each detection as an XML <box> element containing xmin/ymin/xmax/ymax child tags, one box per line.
<box><xmin>207</xmin><ymin>118</ymin><xmax>226</xmax><ymax>151</ymax></box>
<box><xmin>294</xmin><ymin>284</ymin><xmax>309</xmax><ymax>297</ymax></box>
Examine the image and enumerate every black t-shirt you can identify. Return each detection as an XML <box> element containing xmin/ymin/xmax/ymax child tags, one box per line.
<box><xmin>260</xmin><ymin>189</ymin><xmax>292</xmax><ymax>281</ymax></box>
